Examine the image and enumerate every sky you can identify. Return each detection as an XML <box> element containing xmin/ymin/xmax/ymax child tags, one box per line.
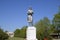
<box><xmin>0</xmin><ymin>0</ymin><xmax>60</xmax><ymax>32</ymax></box>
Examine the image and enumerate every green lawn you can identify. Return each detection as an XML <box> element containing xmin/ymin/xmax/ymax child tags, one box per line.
<box><xmin>8</xmin><ymin>37</ymin><xmax>25</xmax><ymax>40</ymax></box>
<box><xmin>8</xmin><ymin>37</ymin><xmax>60</xmax><ymax>40</ymax></box>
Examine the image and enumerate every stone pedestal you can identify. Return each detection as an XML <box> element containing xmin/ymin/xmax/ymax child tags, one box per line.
<box><xmin>26</xmin><ymin>26</ymin><xmax>37</xmax><ymax>40</ymax></box>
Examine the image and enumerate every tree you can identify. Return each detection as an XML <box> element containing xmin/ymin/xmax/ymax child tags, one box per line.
<box><xmin>35</xmin><ymin>17</ymin><xmax>52</xmax><ymax>40</ymax></box>
<box><xmin>14</xmin><ymin>26</ymin><xmax>27</xmax><ymax>38</ymax></box>
<box><xmin>20</xmin><ymin>26</ymin><xmax>27</xmax><ymax>38</ymax></box>
<box><xmin>14</xmin><ymin>29</ymin><xmax>21</xmax><ymax>37</ymax></box>
<box><xmin>52</xmin><ymin>7</ymin><xmax>60</xmax><ymax>38</ymax></box>
<box><xmin>53</xmin><ymin>12</ymin><xmax>60</xmax><ymax>31</ymax></box>
<box><xmin>53</xmin><ymin>6</ymin><xmax>60</xmax><ymax>30</ymax></box>
<box><xmin>0</xmin><ymin>28</ymin><xmax>9</xmax><ymax>40</ymax></box>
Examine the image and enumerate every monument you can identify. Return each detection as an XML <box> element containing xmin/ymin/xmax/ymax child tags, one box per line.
<box><xmin>26</xmin><ymin>7</ymin><xmax>37</xmax><ymax>40</ymax></box>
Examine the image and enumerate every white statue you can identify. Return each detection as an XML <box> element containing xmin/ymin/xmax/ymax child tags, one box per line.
<box><xmin>26</xmin><ymin>7</ymin><xmax>37</xmax><ymax>40</ymax></box>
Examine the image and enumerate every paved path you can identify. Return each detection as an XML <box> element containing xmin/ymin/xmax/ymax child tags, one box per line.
<box><xmin>53</xmin><ymin>39</ymin><xmax>60</xmax><ymax>40</ymax></box>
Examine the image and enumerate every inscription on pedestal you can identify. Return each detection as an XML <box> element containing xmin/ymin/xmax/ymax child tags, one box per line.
<box><xmin>26</xmin><ymin>27</ymin><xmax>37</xmax><ymax>40</ymax></box>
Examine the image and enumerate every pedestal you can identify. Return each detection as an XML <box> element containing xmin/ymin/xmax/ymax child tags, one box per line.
<box><xmin>26</xmin><ymin>26</ymin><xmax>37</xmax><ymax>40</ymax></box>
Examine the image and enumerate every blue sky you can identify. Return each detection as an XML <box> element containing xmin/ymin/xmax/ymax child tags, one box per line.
<box><xmin>0</xmin><ymin>0</ymin><xmax>60</xmax><ymax>32</ymax></box>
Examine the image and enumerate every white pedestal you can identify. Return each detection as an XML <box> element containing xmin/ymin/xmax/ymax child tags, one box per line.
<box><xmin>26</xmin><ymin>26</ymin><xmax>37</xmax><ymax>40</ymax></box>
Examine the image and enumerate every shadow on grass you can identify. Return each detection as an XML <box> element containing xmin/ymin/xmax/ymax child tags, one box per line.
<box><xmin>8</xmin><ymin>37</ymin><xmax>25</xmax><ymax>40</ymax></box>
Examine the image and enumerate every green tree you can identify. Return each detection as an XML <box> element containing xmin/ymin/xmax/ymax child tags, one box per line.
<box><xmin>14</xmin><ymin>26</ymin><xmax>27</xmax><ymax>38</ymax></box>
<box><xmin>52</xmin><ymin>7</ymin><xmax>60</xmax><ymax>38</ymax></box>
<box><xmin>0</xmin><ymin>28</ymin><xmax>9</xmax><ymax>40</ymax></box>
<box><xmin>20</xmin><ymin>26</ymin><xmax>27</xmax><ymax>38</ymax></box>
<box><xmin>52</xmin><ymin>6</ymin><xmax>60</xmax><ymax>30</ymax></box>
<box><xmin>35</xmin><ymin>17</ymin><xmax>52</xmax><ymax>40</ymax></box>
<box><xmin>14</xmin><ymin>29</ymin><xmax>21</xmax><ymax>37</ymax></box>
<box><xmin>53</xmin><ymin>12</ymin><xmax>60</xmax><ymax>31</ymax></box>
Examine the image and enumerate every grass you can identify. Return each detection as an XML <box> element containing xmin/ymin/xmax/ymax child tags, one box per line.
<box><xmin>8</xmin><ymin>37</ymin><xmax>60</xmax><ymax>40</ymax></box>
<box><xmin>8</xmin><ymin>37</ymin><xmax>25</xmax><ymax>40</ymax></box>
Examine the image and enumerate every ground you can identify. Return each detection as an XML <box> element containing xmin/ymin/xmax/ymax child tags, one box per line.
<box><xmin>8</xmin><ymin>37</ymin><xmax>60</xmax><ymax>40</ymax></box>
<box><xmin>52</xmin><ymin>39</ymin><xmax>60</xmax><ymax>40</ymax></box>
<box><xmin>8</xmin><ymin>37</ymin><xmax>25</xmax><ymax>40</ymax></box>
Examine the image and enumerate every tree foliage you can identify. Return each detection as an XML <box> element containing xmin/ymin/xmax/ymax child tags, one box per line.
<box><xmin>20</xmin><ymin>26</ymin><xmax>27</xmax><ymax>38</ymax></box>
<box><xmin>0</xmin><ymin>28</ymin><xmax>9</xmax><ymax>40</ymax></box>
<box><xmin>14</xmin><ymin>29</ymin><xmax>21</xmax><ymax>37</ymax></box>
<box><xmin>14</xmin><ymin>26</ymin><xmax>27</xmax><ymax>38</ymax></box>
<box><xmin>52</xmin><ymin>12</ymin><xmax>60</xmax><ymax>33</ymax></box>
<box><xmin>53</xmin><ymin>12</ymin><xmax>60</xmax><ymax>26</ymax></box>
<box><xmin>35</xmin><ymin>17</ymin><xmax>53</xmax><ymax>40</ymax></box>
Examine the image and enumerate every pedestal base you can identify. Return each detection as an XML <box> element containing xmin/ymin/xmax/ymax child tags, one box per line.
<box><xmin>26</xmin><ymin>39</ymin><xmax>37</xmax><ymax>40</ymax></box>
<box><xmin>26</xmin><ymin>26</ymin><xmax>37</xmax><ymax>40</ymax></box>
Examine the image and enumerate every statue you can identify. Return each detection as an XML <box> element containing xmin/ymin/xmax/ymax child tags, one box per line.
<box><xmin>26</xmin><ymin>7</ymin><xmax>37</xmax><ymax>40</ymax></box>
